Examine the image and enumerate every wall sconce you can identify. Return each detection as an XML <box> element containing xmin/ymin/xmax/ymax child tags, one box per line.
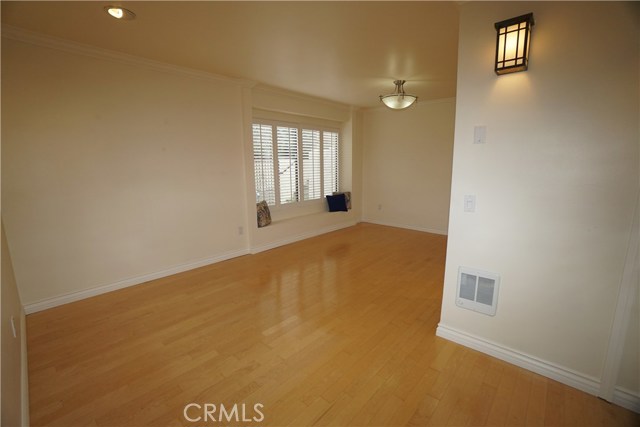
<box><xmin>494</xmin><ymin>13</ymin><xmax>534</xmax><ymax>75</ymax></box>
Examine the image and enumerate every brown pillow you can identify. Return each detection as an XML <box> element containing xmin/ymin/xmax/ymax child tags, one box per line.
<box><xmin>256</xmin><ymin>201</ymin><xmax>272</xmax><ymax>228</ymax></box>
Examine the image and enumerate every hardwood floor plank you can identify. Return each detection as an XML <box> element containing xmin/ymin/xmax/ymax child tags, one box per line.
<box><xmin>26</xmin><ymin>224</ymin><xmax>639</xmax><ymax>426</ymax></box>
<box><xmin>543</xmin><ymin>380</ymin><xmax>565</xmax><ymax>426</ymax></box>
<box><xmin>391</xmin><ymin>368</ymin><xmax>440</xmax><ymax>426</ymax></box>
<box><xmin>287</xmin><ymin>397</ymin><xmax>331</xmax><ymax>427</ymax></box>
<box><xmin>525</xmin><ymin>374</ymin><xmax>547</xmax><ymax>426</ymax></box>
<box><xmin>505</xmin><ymin>370</ymin><xmax>533</xmax><ymax>426</ymax></box>
<box><xmin>485</xmin><ymin>363</ymin><xmax>520</xmax><ymax>426</ymax></box>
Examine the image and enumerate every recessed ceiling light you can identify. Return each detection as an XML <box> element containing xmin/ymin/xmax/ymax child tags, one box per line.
<box><xmin>104</xmin><ymin>6</ymin><xmax>136</xmax><ymax>20</ymax></box>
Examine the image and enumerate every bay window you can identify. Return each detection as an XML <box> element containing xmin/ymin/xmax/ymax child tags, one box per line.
<box><xmin>252</xmin><ymin>121</ymin><xmax>339</xmax><ymax>208</ymax></box>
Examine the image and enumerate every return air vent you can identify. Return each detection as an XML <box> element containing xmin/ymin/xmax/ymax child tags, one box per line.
<box><xmin>456</xmin><ymin>267</ymin><xmax>500</xmax><ymax>316</ymax></box>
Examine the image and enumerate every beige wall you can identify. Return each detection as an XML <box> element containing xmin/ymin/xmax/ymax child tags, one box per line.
<box><xmin>618</xmin><ymin>286</ymin><xmax>639</xmax><ymax>393</ymax></box>
<box><xmin>2</xmin><ymin>35</ymin><xmax>363</xmax><ymax>309</ymax></box>
<box><xmin>439</xmin><ymin>0</ymin><xmax>639</xmax><ymax>398</ymax></box>
<box><xmin>1</xmin><ymin>222</ymin><xmax>27</xmax><ymax>427</ymax></box>
<box><xmin>2</xmin><ymin>38</ymin><xmax>249</xmax><ymax>306</ymax></box>
<box><xmin>361</xmin><ymin>99</ymin><xmax>455</xmax><ymax>234</ymax></box>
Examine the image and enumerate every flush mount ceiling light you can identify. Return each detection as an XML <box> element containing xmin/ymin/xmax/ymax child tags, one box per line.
<box><xmin>104</xmin><ymin>6</ymin><xmax>136</xmax><ymax>20</ymax></box>
<box><xmin>379</xmin><ymin>80</ymin><xmax>417</xmax><ymax>110</ymax></box>
<box><xmin>495</xmin><ymin>13</ymin><xmax>534</xmax><ymax>75</ymax></box>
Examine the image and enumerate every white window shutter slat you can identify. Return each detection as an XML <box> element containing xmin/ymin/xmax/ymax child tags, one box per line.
<box><xmin>277</xmin><ymin>126</ymin><xmax>299</xmax><ymax>204</ymax></box>
<box><xmin>323</xmin><ymin>131</ymin><xmax>339</xmax><ymax>195</ymax></box>
<box><xmin>252</xmin><ymin>124</ymin><xmax>276</xmax><ymax>205</ymax></box>
<box><xmin>302</xmin><ymin>129</ymin><xmax>321</xmax><ymax>201</ymax></box>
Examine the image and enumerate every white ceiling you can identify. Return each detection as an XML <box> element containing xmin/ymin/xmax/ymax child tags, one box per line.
<box><xmin>1</xmin><ymin>1</ymin><xmax>460</xmax><ymax>108</ymax></box>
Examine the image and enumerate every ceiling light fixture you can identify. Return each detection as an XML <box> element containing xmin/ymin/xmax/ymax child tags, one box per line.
<box><xmin>379</xmin><ymin>80</ymin><xmax>417</xmax><ymax>110</ymax></box>
<box><xmin>105</xmin><ymin>6</ymin><xmax>136</xmax><ymax>20</ymax></box>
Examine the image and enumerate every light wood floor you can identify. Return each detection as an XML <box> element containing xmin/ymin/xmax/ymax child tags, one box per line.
<box><xmin>27</xmin><ymin>224</ymin><xmax>638</xmax><ymax>426</ymax></box>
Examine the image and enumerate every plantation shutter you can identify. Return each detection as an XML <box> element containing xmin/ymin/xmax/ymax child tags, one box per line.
<box><xmin>323</xmin><ymin>131</ymin><xmax>339</xmax><ymax>195</ymax></box>
<box><xmin>277</xmin><ymin>126</ymin><xmax>299</xmax><ymax>204</ymax></box>
<box><xmin>252</xmin><ymin>124</ymin><xmax>276</xmax><ymax>205</ymax></box>
<box><xmin>302</xmin><ymin>129</ymin><xmax>321</xmax><ymax>201</ymax></box>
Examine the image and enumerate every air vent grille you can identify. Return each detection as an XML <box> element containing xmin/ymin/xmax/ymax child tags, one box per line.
<box><xmin>456</xmin><ymin>267</ymin><xmax>500</xmax><ymax>316</ymax></box>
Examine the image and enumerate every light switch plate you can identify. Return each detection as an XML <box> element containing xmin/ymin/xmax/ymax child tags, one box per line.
<box><xmin>464</xmin><ymin>195</ymin><xmax>476</xmax><ymax>212</ymax></box>
<box><xmin>474</xmin><ymin>125</ymin><xmax>486</xmax><ymax>144</ymax></box>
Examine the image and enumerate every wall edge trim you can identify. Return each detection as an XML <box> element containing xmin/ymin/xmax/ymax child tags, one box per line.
<box><xmin>599</xmin><ymin>190</ymin><xmax>640</xmax><ymax>401</ymax></box>
<box><xmin>613</xmin><ymin>386</ymin><xmax>640</xmax><ymax>413</ymax></box>
<box><xmin>253</xmin><ymin>84</ymin><xmax>351</xmax><ymax>112</ymax></box>
<box><xmin>436</xmin><ymin>323</ymin><xmax>601</xmax><ymax>395</ymax></box>
<box><xmin>436</xmin><ymin>323</ymin><xmax>640</xmax><ymax>413</ymax></box>
<box><xmin>20</xmin><ymin>310</ymin><xmax>29</xmax><ymax>426</ymax></box>
<box><xmin>23</xmin><ymin>248</ymin><xmax>250</xmax><ymax>314</ymax></box>
<box><xmin>250</xmin><ymin>220</ymin><xmax>358</xmax><ymax>254</ymax></box>
<box><xmin>1</xmin><ymin>25</ymin><xmax>256</xmax><ymax>87</ymax></box>
<box><xmin>361</xmin><ymin>218</ymin><xmax>448</xmax><ymax>236</ymax></box>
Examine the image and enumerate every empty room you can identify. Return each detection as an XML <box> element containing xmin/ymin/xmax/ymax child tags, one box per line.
<box><xmin>1</xmin><ymin>1</ymin><xmax>639</xmax><ymax>426</ymax></box>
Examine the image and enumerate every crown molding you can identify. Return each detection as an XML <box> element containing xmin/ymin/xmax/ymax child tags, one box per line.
<box><xmin>1</xmin><ymin>25</ymin><xmax>256</xmax><ymax>88</ymax></box>
<box><xmin>252</xmin><ymin>84</ymin><xmax>352</xmax><ymax>111</ymax></box>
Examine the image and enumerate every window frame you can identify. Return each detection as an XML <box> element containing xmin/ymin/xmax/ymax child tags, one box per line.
<box><xmin>252</xmin><ymin>119</ymin><xmax>340</xmax><ymax>212</ymax></box>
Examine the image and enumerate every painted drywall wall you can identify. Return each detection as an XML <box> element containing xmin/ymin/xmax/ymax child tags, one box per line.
<box><xmin>1</xmin><ymin>38</ymin><xmax>249</xmax><ymax>306</ymax></box>
<box><xmin>252</xmin><ymin>85</ymin><xmax>352</xmax><ymax>123</ymax></box>
<box><xmin>621</xmin><ymin>36</ymin><xmax>640</xmax><ymax>397</ymax></box>
<box><xmin>2</xmin><ymin>33</ymin><xmax>364</xmax><ymax>310</ymax></box>
<box><xmin>1</xmin><ymin>222</ymin><xmax>27</xmax><ymax>426</ymax></box>
<box><xmin>362</xmin><ymin>99</ymin><xmax>455</xmax><ymax>234</ymax></box>
<box><xmin>440</xmin><ymin>0</ymin><xmax>638</xmax><ymax>389</ymax></box>
<box><xmin>617</xmin><ymin>283</ymin><xmax>639</xmax><ymax>395</ymax></box>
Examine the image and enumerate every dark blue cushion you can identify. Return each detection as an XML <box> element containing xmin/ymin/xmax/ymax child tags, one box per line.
<box><xmin>326</xmin><ymin>194</ymin><xmax>348</xmax><ymax>212</ymax></box>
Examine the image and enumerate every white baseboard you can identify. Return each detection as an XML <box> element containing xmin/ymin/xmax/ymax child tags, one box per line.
<box><xmin>613</xmin><ymin>387</ymin><xmax>640</xmax><ymax>413</ymax></box>
<box><xmin>436</xmin><ymin>323</ymin><xmax>601</xmax><ymax>395</ymax></box>
<box><xmin>20</xmin><ymin>310</ymin><xmax>29</xmax><ymax>427</ymax></box>
<box><xmin>23</xmin><ymin>248</ymin><xmax>250</xmax><ymax>314</ymax></box>
<box><xmin>24</xmin><ymin>221</ymin><xmax>359</xmax><ymax>314</ymax></box>
<box><xmin>250</xmin><ymin>220</ymin><xmax>358</xmax><ymax>254</ymax></box>
<box><xmin>361</xmin><ymin>218</ymin><xmax>448</xmax><ymax>236</ymax></box>
<box><xmin>436</xmin><ymin>324</ymin><xmax>640</xmax><ymax>413</ymax></box>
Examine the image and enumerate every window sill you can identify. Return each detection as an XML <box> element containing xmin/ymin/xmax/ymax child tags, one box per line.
<box><xmin>267</xmin><ymin>199</ymin><xmax>326</xmax><ymax>222</ymax></box>
<box><xmin>256</xmin><ymin>208</ymin><xmax>352</xmax><ymax>231</ymax></box>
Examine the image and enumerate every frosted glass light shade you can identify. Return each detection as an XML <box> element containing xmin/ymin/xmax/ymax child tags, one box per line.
<box><xmin>379</xmin><ymin>80</ymin><xmax>417</xmax><ymax>110</ymax></box>
<box><xmin>380</xmin><ymin>94</ymin><xmax>418</xmax><ymax>109</ymax></box>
